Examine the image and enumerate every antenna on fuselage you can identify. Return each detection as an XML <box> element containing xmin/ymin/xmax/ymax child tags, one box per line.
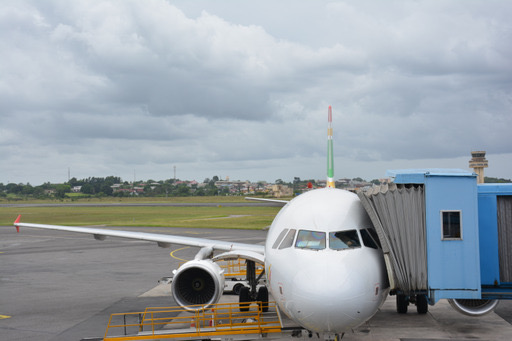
<box><xmin>327</xmin><ymin>105</ymin><xmax>335</xmax><ymax>188</ymax></box>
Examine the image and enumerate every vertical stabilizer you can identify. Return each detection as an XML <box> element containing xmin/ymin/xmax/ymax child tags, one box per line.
<box><xmin>327</xmin><ymin>106</ymin><xmax>335</xmax><ymax>188</ymax></box>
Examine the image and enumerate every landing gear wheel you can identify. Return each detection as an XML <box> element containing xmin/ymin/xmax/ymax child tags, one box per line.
<box><xmin>416</xmin><ymin>294</ymin><xmax>428</xmax><ymax>314</ymax></box>
<box><xmin>239</xmin><ymin>287</ymin><xmax>250</xmax><ymax>312</ymax></box>
<box><xmin>396</xmin><ymin>294</ymin><xmax>409</xmax><ymax>314</ymax></box>
<box><xmin>233</xmin><ymin>283</ymin><xmax>243</xmax><ymax>295</ymax></box>
<box><xmin>257</xmin><ymin>286</ymin><xmax>269</xmax><ymax>312</ymax></box>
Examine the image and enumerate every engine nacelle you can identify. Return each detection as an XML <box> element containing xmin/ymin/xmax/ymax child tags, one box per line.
<box><xmin>448</xmin><ymin>299</ymin><xmax>499</xmax><ymax>316</ymax></box>
<box><xmin>171</xmin><ymin>259</ymin><xmax>225</xmax><ymax>310</ymax></box>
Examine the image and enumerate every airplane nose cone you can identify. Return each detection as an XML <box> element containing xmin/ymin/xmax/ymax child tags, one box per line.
<box><xmin>285</xmin><ymin>253</ymin><xmax>379</xmax><ymax>332</ymax></box>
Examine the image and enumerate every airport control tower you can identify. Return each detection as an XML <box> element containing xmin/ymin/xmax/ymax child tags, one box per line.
<box><xmin>469</xmin><ymin>151</ymin><xmax>488</xmax><ymax>184</ymax></box>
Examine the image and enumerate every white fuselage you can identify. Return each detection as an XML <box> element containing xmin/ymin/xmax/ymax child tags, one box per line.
<box><xmin>265</xmin><ymin>188</ymin><xmax>389</xmax><ymax>333</ymax></box>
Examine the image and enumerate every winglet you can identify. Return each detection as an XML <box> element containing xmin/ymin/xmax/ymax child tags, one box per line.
<box><xmin>327</xmin><ymin>106</ymin><xmax>335</xmax><ymax>188</ymax></box>
<box><xmin>14</xmin><ymin>215</ymin><xmax>21</xmax><ymax>233</ymax></box>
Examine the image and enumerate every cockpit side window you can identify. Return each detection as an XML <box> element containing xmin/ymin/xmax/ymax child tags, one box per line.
<box><xmin>367</xmin><ymin>228</ymin><xmax>382</xmax><ymax>248</ymax></box>
<box><xmin>278</xmin><ymin>229</ymin><xmax>297</xmax><ymax>249</ymax></box>
<box><xmin>295</xmin><ymin>230</ymin><xmax>326</xmax><ymax>250</ymax></box>
<box><xmin>360</xmin><ymin>229</ymin><xmax>379</xmax><ymax>249</ymax></box>
<box><xmin>272</xmin><ymin>229</ymin><xmax>289</xmax><ymax>249</ymax></box>
<box><xmin>329</xmin><ymin>230</ymin><xmax>361</xmax><ymax>250</ymax></box>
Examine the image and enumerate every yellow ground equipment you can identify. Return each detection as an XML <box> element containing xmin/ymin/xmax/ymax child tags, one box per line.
<box><xmin>220</xmin><ymin>259</ymin><xmax>264</xmax><ymax>278</ymax></box>
<box><xmin>103</xmin><ymin>301</ymin><xmax>284</xmax><ymax>341</ymax></box>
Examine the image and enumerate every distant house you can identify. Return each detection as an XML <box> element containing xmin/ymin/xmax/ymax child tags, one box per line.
<box><xmin>271</xmin><ymin>184</ymin><xmax>292</xmax><ymax>198</ymax></box>
<box><xmin>71</xmin><ymin>186</ymin><xmax>82</xmax><ymax>193</ymax></box>
<box><xmin>111</xmin><ymin>185</ymin><xmax>144</xmax><ymax>195</ymax></box>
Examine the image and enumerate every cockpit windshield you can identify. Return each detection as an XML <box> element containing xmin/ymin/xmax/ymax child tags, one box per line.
<box><xmin>329</xmin><ymin>230</ymin><xmax>361</xmax><ymax>250</ymax></box>
<box><xmin>295</xmin><ymin>230</ymin><xmax>326</xmax><ymax>250</ymax></box>
<box><xmin>291</xmin><ymin>229</ymin><xmax>365</xmax><ymax>251</ymax></box>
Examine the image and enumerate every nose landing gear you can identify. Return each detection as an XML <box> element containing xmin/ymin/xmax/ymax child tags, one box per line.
<box><xmin>238</xmin><ymin>260</ymin><xmax>268</xmax><ymax>312</ymax></box>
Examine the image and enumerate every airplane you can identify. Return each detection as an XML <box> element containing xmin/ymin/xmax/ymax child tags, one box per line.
<box><xmin>13</xmin><ymin>106</ymin><xmax>390</xmax><ymax>339</ymax></box>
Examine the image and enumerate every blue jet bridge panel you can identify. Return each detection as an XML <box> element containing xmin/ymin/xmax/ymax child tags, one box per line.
<box><xmin>477</xmin><ymin>183</ymin><xmax>512</xmax><ymax>299</ymax></box>
<box><xmin>388</xmin><ymin>169</ymin><xmax>481</xmax><ymax>303</ymax></box>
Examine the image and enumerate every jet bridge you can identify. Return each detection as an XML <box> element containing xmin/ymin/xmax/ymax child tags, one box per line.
<box><xmin>477</xmin><ymin>183</ymin><xmax>512</xmax><ymax>299</ymax></box>
<box><xmin>358</xmin><ymin>170</ymin><xmax>483</xmax><ymax>308</ymax></box>
<box><xmin>358</xmin><ymin>169</ymin><xmax>512</xmax><ymax>316</ymax></box>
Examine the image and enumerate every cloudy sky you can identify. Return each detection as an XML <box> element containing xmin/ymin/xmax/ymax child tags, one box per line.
<box><xmin>1</xmin><ymin>0</ymin><xmax>511</xmax><ymax>185</ymax></box>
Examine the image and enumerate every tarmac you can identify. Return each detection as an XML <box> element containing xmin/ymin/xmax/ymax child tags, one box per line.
<box><xmin>2</xmin><ymin>225</ymin><xmax>512</xmax><ymax>341</ymax></box>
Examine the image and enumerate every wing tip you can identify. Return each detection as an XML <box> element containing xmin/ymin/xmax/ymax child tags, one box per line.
<box><xmin>14</xmin><ymin>215</ymin><xmax>21</xmax><ymax>233</ymax></box>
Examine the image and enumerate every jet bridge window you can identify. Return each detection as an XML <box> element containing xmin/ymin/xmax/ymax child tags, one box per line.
<box><xmin>295</xmin><ymin>230</ymin><xmax>326</xmax><ymax>250</ymax></box>
<box><xmin>329</xmin><ymin>230</ymin><xmax>361</xmax><ymax>250</ymax></box>
<box><xmin>442</xmin><ymin>211</ymin><xmax>462</xmax><ymax>240</ymax></box>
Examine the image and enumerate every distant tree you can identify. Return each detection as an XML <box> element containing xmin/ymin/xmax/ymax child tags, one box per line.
<box><xmin>370</xmin><ymin>179</ymin><xmax>381</xmax><ymax>185</ymax></box>
<box><xmin>68</xmin><ymin>177</ymin><xmax>83</xmax><ymax>186</ymax></box>
<box><xmin>22</xmin><ymin>183</ymin><xmax>34</xmax><ymax>195</ymax></box>
<box><xmin>113</xmin><ymin>190</ymin><xmax>128</xmax><ymax>197</ymax></box>
<box><xmin>40</xmin><ymin>182</ymin><xmax>53</xmax><ymax>190</ymax></box>
<box><xmin>81</xmin><ymin>183</ymin><xmax>94</xmax><ymax>194</ymax></box>
<box><xmin>55</xmin><ymin>184</ymin><xmax>71</xmax><ymax>198</ymax></box>
<box><xmin>173</xmin><ymin>184</ymin><xmax>190</xmax><ymax>196</ymax></box>
<box><xmin>485</xmin><ymin>177</ymin><xmax>512</xmax><ymax>183</ymax></box>
<box><xmin>6</xmin><ymin>183</ymin><xmax>23</xmax><ymax>194</ymax></box>
<box><xmin>352</xmin><ymin>177</ymin><xmax>364</xmax><ymax>182</ymax></box>
<box><xmin>105</xmin><ymin>176</ymin><xmax>121</xmax><ymax>185</ymax></box>
<box><xmin>100</xmin><ymin>184</ymin><xmax>113</xmax><ymax>196</ymax></box>
<box><xmin>195</xmin><ymin>187</ymin><xmax>206</xmax><ymax>196</ymax></box>
<box><xmin>33</xmin><ymin>187</ymin><xmax>45</xmax><ymax>198</ymax></box>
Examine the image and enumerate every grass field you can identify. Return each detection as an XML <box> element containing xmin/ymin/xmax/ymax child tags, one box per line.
<box><xmin>0</xmin><ymin>195</ymin><xmax>263</xmax><ymax>205</ymax></box>
<box><xmin>0</xmin><ymin>204</ymin><xmax>281</xmax><ymax>229</ymax></box>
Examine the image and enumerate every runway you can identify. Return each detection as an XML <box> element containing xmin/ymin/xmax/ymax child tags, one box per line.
<box><xmin>2</xmin><ymin>225</ymin><xmax>512</xmax><ymax>341</ymax></box>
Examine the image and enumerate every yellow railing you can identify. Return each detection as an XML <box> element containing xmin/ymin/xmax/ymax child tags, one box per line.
<box><xmin>104</xmin><ymin>301</ymin><xmax>281</xmax><ymax>341</ymax></box>
<box><xmin>220</xmin><ymin>259</ymin><xmax>264</xmax><ymax>278</ymax></box>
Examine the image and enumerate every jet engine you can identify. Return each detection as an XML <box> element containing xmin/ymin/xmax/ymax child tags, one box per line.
<box><xmin>448</xmin><ymin>299</ymin><xmax>499</xmax><ymax>316</ymax></box>
<box><xmin>171</xmin><ymin>259</ymin><xmax>225</xmax><ymax>310</ymax></box>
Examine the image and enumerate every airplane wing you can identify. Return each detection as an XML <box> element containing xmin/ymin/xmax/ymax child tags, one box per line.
<box><xmin>244</xmin><ymin>197</ymin><xmax>288</xmax><ymax>205</ymax></box>
<box><xmin>13</xmin><ymin>215</ymin><xmax>265</xmax><ymax>255</ymax></box>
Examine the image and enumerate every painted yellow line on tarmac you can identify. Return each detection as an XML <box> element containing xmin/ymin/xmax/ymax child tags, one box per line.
<box><xmin>170</xmin><ymin>247</ymin><xmax>191</xmax><ymax>262</ymax></box>
<box><xmin>0</xmin><ymin>315</ymin><xmax>11</xmax><ymax>320</ymax></box>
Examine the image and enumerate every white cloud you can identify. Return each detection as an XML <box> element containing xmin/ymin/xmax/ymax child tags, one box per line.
<box><xmin>1</xmin><ymin>0</ymin><xmax>511</xmax><ymax>185</ymax></box>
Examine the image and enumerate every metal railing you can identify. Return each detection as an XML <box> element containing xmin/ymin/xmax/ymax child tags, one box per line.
<box><xmin>104</xmin><ymin>301</ymin><xmax>281</xmax><ymax>341</ymax></box>
<box><xmin>220</xmin><ymin>259</ymin><xmax>264</xmax><ymax>278</ymax></box>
